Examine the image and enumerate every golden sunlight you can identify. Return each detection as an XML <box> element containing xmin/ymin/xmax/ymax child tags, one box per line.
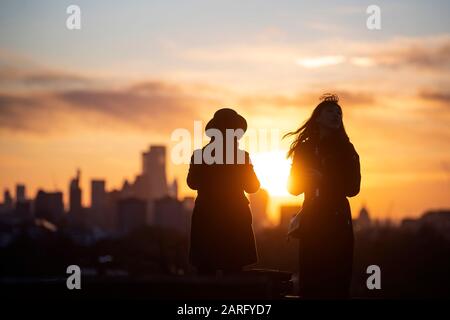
<box><xmin>251</xmin><ymin>151</ymin><xmax>291</xmax><ymax>196</ymax></box>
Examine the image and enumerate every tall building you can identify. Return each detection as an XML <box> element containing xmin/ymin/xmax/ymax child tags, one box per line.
<box><xmin>35</xmin><ymin>190</ymin><xmax>64</xmax><ymax>224</ymax></box>
<box><xmin>16</xmin><ymin>184</ymin><xmax>26</xmax><ymax>203</ymax></box>
<box><xmin>90</xmin><ymin>179</ymin><xmax>107</xmax><ymax>228</ymax></box>
<box><xmin>69</xmin><ymin>169</ymin><xmax>83</xmax><ymax>222</ymax></box>
<box><xmin>354</xmin><ymin>205</ymin><xmax>371</xmax><ymax>230</ymax></box>
<box><xmin>169</xmin><ymin>179</ymin><xmax>179</xmax><ymax>200</ymax></box>
<box><xmin>91</xmin><ymin>180</ymin><xmax>106</xmax><ymax>211</ymax></box>
<box><xmin>154</xmin><ymin>196</ymin><xmax>189</xmax><ymax>234</ymax></box>
<box><xmin>1</xmin><ymin>189</ymin><xmax>13</xmax><ymax>213</ymax></box>
<box><xmin>142</xmin><ymin>145</ymin><xmax>168</xmax><ymax>200</ymax></box>
<box><xmin>104</xmin><ymin>189</ymin><xmax>121</xmax><ymax>232</ymax></box>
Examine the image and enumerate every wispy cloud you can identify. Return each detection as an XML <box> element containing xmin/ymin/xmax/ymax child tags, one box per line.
<box><xmin>296</xmin><ymin>55</ymin><xmax>346</xmax><ymax>68</ymax></box>
<box><xmin>370</xmin><ymin>36</ymin><xmax>450</xmax><ymax>70</ymax></box>
<box><xmin>419</xmin><ymin>89</ymin><xmax>450</xmax><ymax>105</ymax></box>
<box><xmin>0</xmin><ymin>55</ymin><xmax>92</xmax><ymax>91</ymax></box>
<box><xmin>0</xmin><ymin>80</ymin><xmax>219</xmax><ymax>135</ymax></box>
<box><xmin>239</xmin><ymin>90</ymin><xmax>376</xmax><ymax>110</ymax></box>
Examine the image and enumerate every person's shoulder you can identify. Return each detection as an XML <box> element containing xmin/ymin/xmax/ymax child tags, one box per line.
<box><xmin>344</xmin><ymin>138</ymin><xmax>356</xmax><ymax>150</ymax></box>
<box><xmin>344</xmin><ymin>140</ymin><xmax>359</xmax><ymax>158</ymax></box>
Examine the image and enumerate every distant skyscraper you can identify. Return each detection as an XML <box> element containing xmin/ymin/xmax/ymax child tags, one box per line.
<box><xmin>3</xmin><ymin>189</ymin><xmax>13</xmax><ymax>211</ymax></box>
<box><xmin>142</xmin><ymin>145</ymin><xmax>168</xmax><ymax>200</ymax></box>
<box><xmin>91</xmin><ymin>179</ymin><xmax>106</xmax><ymax>211</ymax></box>
<box><xmin>16</xmin><ymin>184</ymin><xmax>26</xmax><ymax>203</ymax></box>
<box><xmin>169</xmin><ymin>179</ymin><xmax>179</xmax><ymax>200</ymax></box>
<box><xmin>90</xmin><ymin>179</ymin><xmax>107</xmax><ymax>227</ymax></box>
<box><xmin>35</xmin><ymin>190</ymin><xmax>64</xmax><ymax>224</ymax></box>
<box><xmin>69</xmin><ymin>169</ymin><xmax>83</xmax><ymax>219</ymax></box>
<box><xmin>355</xmin><ymin>205</ymin><xmax>371</xmax><ymax>230</ymax></box>
<box><xmin>154</xmin><ymin>196</ymin><xmax>189</xmax><ymax>234</ymax></box>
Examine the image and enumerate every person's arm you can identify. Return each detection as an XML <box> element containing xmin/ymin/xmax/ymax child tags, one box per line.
<box><xmin>242</xmin><ymin>152</ymin><xmax>260</xmax><ymax>193</ymax></box>
<box><xmin>287</xmin><ymin>147</ymin><xmax>307</xmax><ymax>196</ymax></box>
<box><xmin>343</xmin><ymin>143</ymin><xmax>361</xmax><ymax>197</ymax></box>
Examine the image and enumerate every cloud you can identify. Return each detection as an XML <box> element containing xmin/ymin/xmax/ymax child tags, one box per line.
<box><xmin>0</xmin><ymin>50</ymin><xmax>92</xmax><ymax>91</ymax></box>
<box><xmin>0</xmin><ymin>66</ymin><xmax>92</xmax><ymax>93</ymax></box>
<box><xmin>175</xmin><ymin>35</ymin><xmax>450</xmax><ymax>75</ymax></box>
<box><xmin>419</xmin><ymin>90</ymin><xmax>450</xmax><ymax>105</ymax></box>
<box><xmin>21</xmin><ymin>71</ymin><xmax>90</xmax><ymax>87</ymax></box>
<box><xmin>294</xmin><ymin>36</ymin><xmax>450</xmax><ymax>70</ymax></box>
<box><xmin>362</xmin><ymin>35</ymin><xmax>450</xmax><ymax>71</ymax></box>
<box><xmin>0</xmin><ymin>80</ymin><xmax>379</xmax><ymax>135</ymax></box>
<box><xmin>0</xmin><ymin>93</ymin><xmax>60</xmax><ymax>133</ymax></box>
<box><xmin>296</xmin><ymin>56</ymin><xmax>346</xmax><ymax>68</ymax></box>
<box><xmin>0</xmin><ymin>80</ymin><xmax>221</xmax><ymax>135</ymax></box>
<box><xmin>239</xmin><ymin>90</ymin><xmax>376</xmax><ymax>110</ymax></box>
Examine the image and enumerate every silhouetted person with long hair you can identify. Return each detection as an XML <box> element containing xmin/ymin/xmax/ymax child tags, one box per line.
<box><xmin>286</xmin><ymin>94</ymin><xmax>361</xmax><ymax>298</ymax></box>
<box><xmin>187</xmin><ymin>108</ymin><xmax>260</xmax><ymax>275</ymax></box>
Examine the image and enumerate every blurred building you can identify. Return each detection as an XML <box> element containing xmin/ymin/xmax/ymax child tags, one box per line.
<box><xmin>91</xmin><ymin>180</ymin><xmax>106</xmax><ymax>211</ymax></box>
<box><xmin>90</xmin><ymin>179</ymin><xmax>106</xmax><ymax>227</ymax></box>
<box><xmin>15</xmin><ymin>184</ymin><xmax>26</xmax><ymax>203</ymax></box>
<box><xmin>249</xmin><ymin>188</ymin><xmax>269</xmax><ymax>232</ymax></box>
<box><xmin>35</xmin><ymin>190</ymin><xmax>64</xmax><ymax>225</ymax></box>
<box><xmin>142</xmin><ymin>145</ymin><xmax>168</xmax><ymax>200</ymax></box>
<box><xmin>402</xmin><ymin>209</ymin><xmax>450</xmax><ymax>240</ymax></box>
<box><xmin>154</xmin><ymin>196</ymin><xmax>189</xmax><ymax>235</ymax></box>
<box><xmin>118</xmin><ymin>197</ymin><xmax>147</xmax><ymax>234</ymax></box>
<box><xmin>118</xmin><ymin>145</ymin><xmax>169</xmax><ymax>204</ymax></box>
<box><xmin>104</xmin><ymin>189</ymin><xmax>121</xmax><ymax>232</ymax></box>
<box><xmin>14</xmin><ymin>200</ymin><xmax>32</xmax><ymax>221</ymax></box>
<box><xmin>168</xmin><ymin>179</ymin><xmax>179</xmax><ymax>200</ymax></box>
<box><xmin>182</xmin><ymin>197</ymin><xmax>195</xmax><ymax>212</ymax></box>
<box><xmin>69</xmin><ymin>169</ymin><xmax>83</xmax><ymax>223</ymax></box>
<box><xmin>354</xmin><ymin>205</ymin><xmax>372</xmax><ymax>231</ymax></box>
<box><xmin>1</xmin><ymin>189</ymin><xmax>13</xmax><ymax>213</ymax></box>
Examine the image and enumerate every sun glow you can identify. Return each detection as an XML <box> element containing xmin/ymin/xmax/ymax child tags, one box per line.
<box><xmin>251</xmin><ymin>151</ymin><xmax>292</xmax><ymax>197</ymax></box>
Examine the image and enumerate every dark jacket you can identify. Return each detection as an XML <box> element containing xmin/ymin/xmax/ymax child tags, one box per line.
<box><xmin>288</xmin><ymin>134</ymin><xmax>361</xmax><ymax>298</ymax></box>
<box><xmin>187</xmin><ymin>146</ymin><xmax>260</xmax><ymax>269</ymax></box>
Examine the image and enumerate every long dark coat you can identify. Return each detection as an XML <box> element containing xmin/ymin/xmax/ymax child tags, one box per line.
<box><xmin>187</xmin><ymin>146</ymin><xmax>260</xmax><ymax>270</ymax></box>
<box><xmin>288</xmin><ymin>134</ymin><xmax>361</xmax><ymax>298</ymax></box>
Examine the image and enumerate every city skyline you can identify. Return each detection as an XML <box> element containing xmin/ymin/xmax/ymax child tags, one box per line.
<box><xmin>0</xmin><ymin>143</ymin><xmax>273</xmax><ymax>235</ymax></box>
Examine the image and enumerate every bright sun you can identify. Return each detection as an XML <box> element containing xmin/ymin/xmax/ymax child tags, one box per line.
<box><xmin>251</xmin><ymin>151</ymin><xmax>291</xmax><ymax>196</ymax></box>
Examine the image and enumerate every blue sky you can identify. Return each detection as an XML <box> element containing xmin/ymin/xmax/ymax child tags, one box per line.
<box><xmin>1</xmin><ymin>0</ymin><xmax>449</xmax><ymax>72</ymax></box>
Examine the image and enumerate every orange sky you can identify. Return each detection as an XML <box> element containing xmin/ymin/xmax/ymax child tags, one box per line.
<box><xmin>1</xmin><ymin>2</ymin><xmax>449</xmax><ymax>222</ymax></box>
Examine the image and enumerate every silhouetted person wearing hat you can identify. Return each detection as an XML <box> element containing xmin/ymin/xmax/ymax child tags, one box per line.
<box><xmin>286</xmin><ymin>94</ymin><xmax>361</xmax><ymax>299</ymax></box>
<box><xmin>187</xmin><ymin>108</ymin><xmax>260</xmax><ymax>275</ymax></box>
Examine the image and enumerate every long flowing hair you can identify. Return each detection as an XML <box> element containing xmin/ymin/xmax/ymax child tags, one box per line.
<box><xmin>284</xmin><ymin>94</ymin><xmax>349</xmax><ymax>159</ymax></box>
